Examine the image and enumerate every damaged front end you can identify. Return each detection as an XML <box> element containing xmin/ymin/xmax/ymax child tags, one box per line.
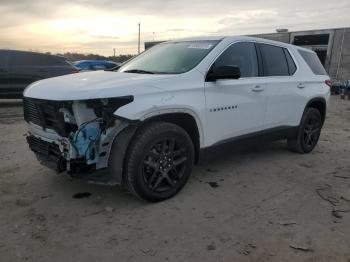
<box><xmin>23</xmin><ymin>96</ymin><xmax>135</xmax><ymax>184</ymax></box>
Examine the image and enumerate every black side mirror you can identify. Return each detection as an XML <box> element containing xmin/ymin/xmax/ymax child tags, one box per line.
<box><xmin>206</xmin><ymin>65</ymin><xmax>241</xmax><ymax>81</ymax></box>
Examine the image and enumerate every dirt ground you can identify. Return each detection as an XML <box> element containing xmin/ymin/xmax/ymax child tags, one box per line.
<box><xmin>0</xmin><ymin>96</ymin><xmax>349</xmax><ymax>262</ymax></box>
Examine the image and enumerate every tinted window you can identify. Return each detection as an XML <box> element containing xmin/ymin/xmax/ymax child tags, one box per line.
<box><xmin>298</xmin><ymin>50</ymin><xmax>327</xmax><ymax>75</ymax></box>
<box><xmin>284</xmin><ymin>49</ymin><xmax>297</xmax><ymax>75</ymax></box>
<box><xmin>260</xmin><ymin>44</ymin><xmax>289</xmax><ymax>76</ymax></box>
<box><xmin>214</xmin><ymin>42</ymin><xmax>258</xmax><ymax>77</ymax></box>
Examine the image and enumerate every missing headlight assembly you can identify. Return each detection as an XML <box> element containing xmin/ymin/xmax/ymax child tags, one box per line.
<box><xmin>24</xmin><ymin>96</ymin><xmax>134</xmax><ymax>180</ymax></box>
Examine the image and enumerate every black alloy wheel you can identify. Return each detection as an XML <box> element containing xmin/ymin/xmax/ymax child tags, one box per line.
<box><xmin>142</xmin><ymin>137</ymin><xmax>187</xmax><ymax>192</ymax></box>
<box><xmin>302</xmin><ymin>113</ymin><xmax>321</xmax><ymax>151</ymax></box>
<box><xmin>124</xmin><ymin>122</ymin><xmax>194</xmax><ymax>201</ymax></box>
<box><xmin>288</xmin><ymin>107</ymin><xmax>322</xmax><ymax>153</ymax></box>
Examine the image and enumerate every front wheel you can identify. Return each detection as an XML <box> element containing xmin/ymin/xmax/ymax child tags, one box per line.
<box><xmin>124</xmin><ymin>122</ymin><xmax>194</xmax><ymax>202</ymax></box>
<box><xmin>288</xmin><ymin>108</ymin><xmax>322</xmax><ymax>153</ymax></box>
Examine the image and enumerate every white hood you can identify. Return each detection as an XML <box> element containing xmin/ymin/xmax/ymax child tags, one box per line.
<box><xmin>24</xmin><ymin>71</ymin><xmax>176</xmax><ymax>101</ymax></box>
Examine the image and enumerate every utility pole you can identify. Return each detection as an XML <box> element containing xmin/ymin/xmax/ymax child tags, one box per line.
<box><xmin>113</xmin><ymin>48</ymin><xmax>116</xmax><ymax>57</ymax></box>
<box><xmin>138</xmin><ymin>22</ymin><xmax>141</xmax><ymax>54</ymax></box>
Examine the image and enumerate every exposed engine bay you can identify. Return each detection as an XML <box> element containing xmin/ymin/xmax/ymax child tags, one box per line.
<box><xmin>23</xmin><ymin>96</ymin><xmax>134</xmax><ymax>178</ymax></box>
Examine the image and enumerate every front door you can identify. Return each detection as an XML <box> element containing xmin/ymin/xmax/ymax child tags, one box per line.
<box><xmin>204</xmin><ymin>42</ymin><xmax>266</xmax><ymax>146</ymax></box>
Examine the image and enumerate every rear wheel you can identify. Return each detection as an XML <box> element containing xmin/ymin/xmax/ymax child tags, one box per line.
<box><xmin>288</xmin><ymin>108</ymin><xmax>322</xmax><ymax>153</ymax></box>
<box><xmin>124</xmin><ymin>122</ymin><xmax>194</xmax><ymax>202</ymax></box>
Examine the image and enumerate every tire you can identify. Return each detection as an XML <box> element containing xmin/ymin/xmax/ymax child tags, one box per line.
<box><xmin>287</xmin><ymin>108</ymin><xmax>322</xmax><ymax>153</ymax></box>
<box><xmin>124</xmin><ymin>121</ymin><xmax>194</xmax><ymax>202</ymax></box>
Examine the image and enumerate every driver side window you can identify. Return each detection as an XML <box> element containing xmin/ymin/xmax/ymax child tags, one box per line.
<box><xmin>214</xmin><ymin>42</ymin><xmax>259</xmax><ymax>78</ymax></box>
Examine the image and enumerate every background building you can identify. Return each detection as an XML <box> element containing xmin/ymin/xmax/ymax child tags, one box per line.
<box><xmin>145</xmin><ymin>27</ymin><xmax>350</xmax><ymax>80</ymax></box>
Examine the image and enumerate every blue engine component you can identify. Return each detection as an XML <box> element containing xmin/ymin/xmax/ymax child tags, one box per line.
<box><xmin>72</xmin><ymin>121</ymin><xmax>101</xmax><ymax>165</ymax></box>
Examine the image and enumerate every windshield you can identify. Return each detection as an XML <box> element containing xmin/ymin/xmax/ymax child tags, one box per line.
<box><xmin>119</xmin><ymin>40</ymin><xmax>219</xmax><ymax>74</ymax></box>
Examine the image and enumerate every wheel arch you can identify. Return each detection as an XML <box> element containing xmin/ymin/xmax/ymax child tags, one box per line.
<box><xmin>140</xmin><ymin>112</ymin><xmax>201</xmax><ymax>164</ymax></box>
<box><xmin>303</xmin><ymin>97</ymin><xmax>327</xmax><ymax>125</ymax></box>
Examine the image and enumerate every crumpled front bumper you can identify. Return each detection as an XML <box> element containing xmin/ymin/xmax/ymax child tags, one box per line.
<box><xmin>26</xmin><ymin>119</ymin><xmax>137</xmax><ymax>185</ymax></box>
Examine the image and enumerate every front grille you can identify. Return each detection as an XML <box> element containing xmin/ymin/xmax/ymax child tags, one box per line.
<box><xmin>23</xmin><ymin>97</ymin><xmax>42</xmax><ymax>126</ymax></box>
<box><xmin>27</xmin><ymin>135</ymin><xmax>66</xmax><ymax>172</ymax></box>
<box><xmin>23</xmin><ymin>97</ymin><xmax>70</xmax><ymax>136</ymax></box>
<box><xmin>27</xmin><ymin>135</ymin><xmax>61</xmax><ymax>159</ymax></box>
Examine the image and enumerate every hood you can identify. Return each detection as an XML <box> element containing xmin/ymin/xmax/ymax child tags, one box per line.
<box><xmin>24</xmin><ymin>71</ymin><xmax>176</xmax><ymax>100</ymax></box>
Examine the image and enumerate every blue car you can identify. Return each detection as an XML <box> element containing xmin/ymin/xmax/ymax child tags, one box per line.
<box><xmin>73</xmin><ymin>60</ymin><xmax>120</xmax><ymax>71</ymax></box>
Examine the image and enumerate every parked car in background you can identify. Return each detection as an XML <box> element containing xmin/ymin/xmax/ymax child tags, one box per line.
<box><xmin>73</xmin><ymin>60</ymin><xmax>120</xmax><ymax>71</ymax></box>
<box><xmin>0</xmin><ymin>50</ymin><xmax>78</xmax><ymax>98</ymax></box>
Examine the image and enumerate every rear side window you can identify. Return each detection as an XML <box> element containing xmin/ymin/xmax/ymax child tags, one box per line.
<box><xmin>298</xmin><ymin>50</ymin><xmax>327</xmax><ymax>75</ymax></box>
<box><xmin>214</xmin><ymin>42</ymin><xmax>258</xmax><ymax>77</ymax></box>
<box><xmin>284</xmin><ymin>49</ymin><xmax>297</xmax><ymax>75</ymax></box>
<box><xmin>259</xmin><ymin>44</ymin><xmax>289</xmax><ymax>76</ymax></box>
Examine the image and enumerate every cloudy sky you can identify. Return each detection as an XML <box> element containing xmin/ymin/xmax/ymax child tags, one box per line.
<box><xmin>0</xmin><ymin>0</ymin><xmax>349</xmax><ymax>56</ymax></box>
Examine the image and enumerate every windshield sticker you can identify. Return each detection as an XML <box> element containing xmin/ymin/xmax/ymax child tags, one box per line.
<box><xmin>188</xmin><ymin>43</ymin><xmax>213</xmax><ymax>49</ymax></box>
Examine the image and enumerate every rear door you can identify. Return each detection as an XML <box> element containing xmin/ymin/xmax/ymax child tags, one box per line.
<box><xmin>0</xmin><ymin>50</ymin><xmax>12</xmax><ymax>96</ymax></box>
<box><xmin>257</xmin><ymin>43</ymin><xmax>303</xmax><ymax>129</ymax></box>
<box><xmin>204</xmin><ymin>42</ymin><xmax>267</xmax><ymax>146</ymax></box>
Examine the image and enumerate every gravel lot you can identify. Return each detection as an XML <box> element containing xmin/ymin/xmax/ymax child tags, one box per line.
<box><xmin>0</xmin><ymin>96</ymin><xmax>349</xmax><ymax>262</ymax></box>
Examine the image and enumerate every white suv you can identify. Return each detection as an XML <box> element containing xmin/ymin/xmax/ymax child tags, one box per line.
<box><xmin>23</xmin><ymin>36</ymin><xmax>331</xmax><ymax>201</ymax></box>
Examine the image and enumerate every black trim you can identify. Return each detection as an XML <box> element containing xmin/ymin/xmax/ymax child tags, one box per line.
<box><xmin>198</xmin><ymin>126</ymin><xmax>298</xmax><ymax>163</ymax></box>
<box><xmin>255</xmin><ymin>43</ymin><xmax>266</xmax><ymax>76</ymax></box>
<box><xmin>283</xmin><ymin>48</ymin><xmax>297</xmax><ymax>75</ymax></box>
<box><xmin>255</xmin><ymin>43</ymin><xmax>264</xmax><ymax>77</ymax></box>
<box><xmin>213</xmin><ymin>126</ymin><xmax>298</xmax><ymax>147</ymax></box>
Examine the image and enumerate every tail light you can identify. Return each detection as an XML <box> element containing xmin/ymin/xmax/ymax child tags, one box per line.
<box><xmin>325</xmin><ymin>79</ymin><xmax>332</xmax><ymax>87</ymax></box>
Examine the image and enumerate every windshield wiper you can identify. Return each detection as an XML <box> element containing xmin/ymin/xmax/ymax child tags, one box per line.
<box><xmin>124</xmin><ymin>69</ymin><xmax>155</xmax><ymax>74</ymax></box>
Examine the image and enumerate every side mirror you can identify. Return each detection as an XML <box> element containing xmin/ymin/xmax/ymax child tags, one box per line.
<box><xmin>206</xmin><ymin>65</ymin><xmax>241</xmax><ymax>81</ymax></box>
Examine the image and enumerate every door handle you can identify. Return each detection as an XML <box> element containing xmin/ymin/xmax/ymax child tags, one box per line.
<box><xmin>297</xmin><ymin>83</ymin><xmax>306</xmax><ymax>89</ymax></box>
<box><xmin>252</xmin><ymin>85</ymin><xmax>264</xmax><ymax>92</ymax></box>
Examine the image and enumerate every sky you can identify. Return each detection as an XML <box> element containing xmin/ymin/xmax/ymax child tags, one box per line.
<box><xmin>0</xmin><ymin>0</ymin><xmax>349</xmax><ymax>56</ymax></box>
